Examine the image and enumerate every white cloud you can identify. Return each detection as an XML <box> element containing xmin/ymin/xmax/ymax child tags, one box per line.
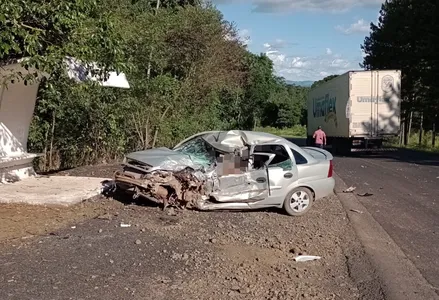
<box><xmin>264</xmin><ymin>46</ymin><xmax>361</xmax><ymax>81</ymax></box>
<box><xmin>361</xmin><ymin>48</ymin><xmax>367</xmax><ymax>58</ymax></box>
<box><xmin>335</xmin><ymin>19</ymin><xmax>370</xmax><ymax>34</ymax></box>
<box><xmin>262</xmin><ymin>38</ymin><xmax>296</xmax><ymax>51</ymax></box>
<box><xmin>213</xmin><ymin>0</ymin><xmax>383</xmax><ymax>13</ymax></box>
<box><xmin>331</xmin><ymin>58</ymin><xmax>350</xmax><ymax>68</ymax></box>
<box><xmin>238</xmin><ymin>29</ymin><xmax>252</xmax><ymax>45</ymax></box>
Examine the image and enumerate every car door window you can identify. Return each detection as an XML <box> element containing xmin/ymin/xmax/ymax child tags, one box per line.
<box><xmin>253</xmin><ymin>144</ymin><xmax>292</xmax><ymax>170</ymax></box>
<box><xmin>253</xmin><ymin>153</ymin><xmax>271</xmax><ymax>169</ymax></box>
<box><xmin>290</xmin><ymin>148</ymin><xmax>308</xmax><ymax>165</ymax></box>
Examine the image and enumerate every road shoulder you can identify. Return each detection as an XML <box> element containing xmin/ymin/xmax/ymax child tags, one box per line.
<box><xmin>334</xmin><ymin>172</ymin><xmax>439</xmax><ymax>300</ymax></box>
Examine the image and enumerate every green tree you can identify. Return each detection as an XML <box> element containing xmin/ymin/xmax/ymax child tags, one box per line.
<box><xmin>361</xmin><ymin>0</ymin><xmax>439</xmax><ymax>144</ymax></box>
<box><xmin>240</xmin><ymin>53</ymin><xmax>276</xmax><ymax>129</ymax></box>
<box><xmin>22</xmin><ymin>1</ymin><xmax>248</xmax><ymax>170</ymax></box>
<box><xmin>0</xmin><ymin>0</ymin><xmax>125</xmax><ymax>79</ymax></box>
<box><xmin>2</xmin><ymin>0</ymin><xmax>310</xmax><ymax>171</ymax></box>
<box><xmin>260</xmin><ymin>78</ymin><xmax>309</xmax><ymax>128</ymax></box>
<box><xmin>311</xmin><ymin>75</ymin><xmax>338</xmax><ymax>89</ymax></box>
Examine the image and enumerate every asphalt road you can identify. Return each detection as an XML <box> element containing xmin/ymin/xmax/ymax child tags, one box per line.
<box><xmin>333</xmin><ymin>149</ymin><xmax>439</xmax><ymax>294</ymax></box>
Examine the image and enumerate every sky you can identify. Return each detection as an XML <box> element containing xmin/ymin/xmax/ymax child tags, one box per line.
<box><xmin>213</xmin><ymin>0</ymin><xmax>383</xmax><ymax>82</ymax></box>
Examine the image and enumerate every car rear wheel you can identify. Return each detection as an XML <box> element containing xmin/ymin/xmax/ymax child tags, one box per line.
<box><xmin>283</xmin><ymin>187</ymin><xmax>314</xmax><ymax>216</ymax></box>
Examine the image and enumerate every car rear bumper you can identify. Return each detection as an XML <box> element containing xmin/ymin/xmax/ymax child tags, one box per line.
<box><xmin>310</xmin><ymin>177</ymin><xmax>335</xmax><ymax>200</ymax></box>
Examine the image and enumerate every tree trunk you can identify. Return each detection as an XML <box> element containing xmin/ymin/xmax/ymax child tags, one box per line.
<box><xmin>49</xmin><ymin>110</ymin><xmax>56</xmax><ymax>171</ymax></box>
<box><xmin>144</xmin><ymin>116</ymin><xmax>150</xmax><ymax>150</ymax></box>
<box><xmin>146</xmin><ymin>0</ymin><xmax>161</xmax><ymax>79</ymax></box>
<box><xmin>403</xmin><ymin>111</ymin><xmax>411</xmax><ymax>146</ymax></box>
<box><xmin>418</xmin><ymin>112</ymin><xmax>423</xmax><ymax>146</ymax></box>
<box><xmin>152</xmin><ymin>105</ymin><xmax>171</xmax><ymax>148</ymax></box>
<box><xmin>432</xmin><ymin>114</ymin><xmax>437</xmax><ymax>147</ymax></box>
<box><xmin>408</xmin><ymin>111</ymin><xmax>413</xmax><ymax>140</ymax></box>
<box><xmin>399</xmin><ymin>119</ymin><xmax>404</xmax><ymax>146</ymax></box>
<box><xmin>42</xmin><ymin>125</ymin><xmax>49</xmax><ymax>172</ymax></box>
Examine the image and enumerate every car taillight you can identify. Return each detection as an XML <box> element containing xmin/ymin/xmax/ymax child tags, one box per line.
<box><xmin>328</xmin><ymin>160</ymin><xmax>333</xmax><ymax>177</ymax></box>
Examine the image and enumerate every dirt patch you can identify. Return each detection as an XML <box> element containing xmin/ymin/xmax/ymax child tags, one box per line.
<box><xmin>0</xmin><ymin>197</ymin><xmax>123</xmax><ymax>246</ymax></box>
<box><xmin>54</xmin><ymin>163</ymin><xmax>122</xmax><ymax>178</ymax></box>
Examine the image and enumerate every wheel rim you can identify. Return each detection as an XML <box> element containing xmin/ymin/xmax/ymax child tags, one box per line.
<box><xmin>290</xmin><ymin>190</ymin><xmax>310</xmax><ymax>213</ymax></box>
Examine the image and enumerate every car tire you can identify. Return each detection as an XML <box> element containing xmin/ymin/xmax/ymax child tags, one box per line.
<box><xmin>283</xmin><ymin>187</ymin><xmax>314</xmax><ymax>216</ymax></box>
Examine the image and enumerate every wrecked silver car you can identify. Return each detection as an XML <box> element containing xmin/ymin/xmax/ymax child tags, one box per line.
<box><xmin>108</xmin><ymin>130</ymin><xmax>335</xmax><ymax>216</ymax></box>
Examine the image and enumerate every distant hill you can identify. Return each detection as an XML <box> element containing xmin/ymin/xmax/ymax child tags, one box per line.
<box><xmin>285</xmin><ymin>80</ymin><xmax>314</xmax><ymax>87</ymax></box>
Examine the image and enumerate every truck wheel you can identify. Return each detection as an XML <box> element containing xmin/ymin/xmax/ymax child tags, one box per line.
<box><xmin>337</xmin><ymin>139</ymin><xmax>351</xmax><ymax>156</ymax></box>
<box><xmin>283</xmin><ymin>187</ymin><xmax>314</xmax><ymax>216</ymax></box>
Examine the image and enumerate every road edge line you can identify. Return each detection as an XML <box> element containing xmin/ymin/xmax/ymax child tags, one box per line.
<box><xmin>333</xmin><ymin>172</ymin><xmax>439</xmax><ymax>300</ymax></box>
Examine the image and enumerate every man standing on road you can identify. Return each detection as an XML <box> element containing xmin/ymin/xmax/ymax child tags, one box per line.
<box><xmin>313</xmin><ymin>126</ymin><xmax>326</xmax><ymax>148</ymax></box>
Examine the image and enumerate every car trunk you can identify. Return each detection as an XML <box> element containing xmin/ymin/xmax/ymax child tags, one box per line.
<box><xmin>301</xmin><ymin>147</ymin><xmax>333</xmax><ymax>161</ymax></box>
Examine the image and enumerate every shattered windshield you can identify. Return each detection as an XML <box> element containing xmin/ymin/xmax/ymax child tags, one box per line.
<box><xmin>173</xmin><ymin>136</ymin><xmax>216</xmax><ymax>167</ymax></box>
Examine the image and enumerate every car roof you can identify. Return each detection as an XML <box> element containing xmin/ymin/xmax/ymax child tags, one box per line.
<box><xmin>175</xmin><ymin>130</ymin><xmax>314</xmax><ymax>161</ymax></box>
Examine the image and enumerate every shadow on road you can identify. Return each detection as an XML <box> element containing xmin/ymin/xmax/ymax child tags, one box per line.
<box><xmin>339</xmin><ymin>149</ymin><xmax>439</xmax><ymax>167</ymax></box>
<box><xmin>285</xmin><ymin>137</ymin><xmax>439</xmax><ymax>167</ymax></box>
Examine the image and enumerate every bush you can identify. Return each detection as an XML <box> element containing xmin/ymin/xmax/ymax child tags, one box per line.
<box><xmin>255</xmin><ymin>125</ymin><xmax>307</xmax><ymax>138</ymax></box>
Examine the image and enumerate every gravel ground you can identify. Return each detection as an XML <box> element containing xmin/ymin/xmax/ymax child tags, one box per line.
<box><xmin>0</xmin><ymin>164</ymin><xmax>384</xmax><ymax>300</ymax></box>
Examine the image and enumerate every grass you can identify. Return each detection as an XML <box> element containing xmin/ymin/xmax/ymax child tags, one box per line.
<box><xmin>387</xmin><ymin>130</ymin><xmax>439</xmax><ymax>153</ymax></box>
<box><xmin>255</xmin><ymin>125</ymin><xmax>307</xmax><ymax>138</ymax></box>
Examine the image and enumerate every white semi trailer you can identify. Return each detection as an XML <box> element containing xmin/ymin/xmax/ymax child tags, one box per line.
<box><xmin>306</xmin><ymin>70</ymin><xmax>401</xmax><ymax>154</ymax></box>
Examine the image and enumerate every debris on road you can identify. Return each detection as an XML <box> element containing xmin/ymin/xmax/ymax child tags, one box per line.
<box><xmin>293</xmin><ymin>255</ymin><xmax>322</xmax><ymax>262</ymax></box>
<box><xmin>120</xmin><ymin>223</ymin><xmax>131</xmax><ymax>228</ymax></box>
<box><xmin>96</xmin><ymin>213</ymin><xmax>113</xmax><ymax>220</ymax></box>
<box><xmin>101</xmin><ymin>179</ymin><xmax>116</xmax><ymax>194</ymax></box>
<box><xmin>343</xmin><ymin>186</ymin><xmax>356</xmax><ymax>193</ymax></box>
<box><xmin>357</xmin><ymin>192</ymin><xmax>373</xmax><ymax>197</ymax></box>
<box><xmin>350</xmin><ymin>209</ymin><xmax>363</xmax><ymax>214</ymax></box>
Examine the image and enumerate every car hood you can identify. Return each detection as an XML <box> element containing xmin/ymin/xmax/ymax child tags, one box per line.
<box><xmin>125</xmin><ymin>147</ymin><xmax>207</xmax><ymax>171</ymax></box>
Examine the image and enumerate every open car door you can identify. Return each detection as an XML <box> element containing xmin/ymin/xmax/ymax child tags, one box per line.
<box><xmin>252</xmin><ymin>143</ymin><xmax>299</xmax><ymax>204</ymax></box>
<box><xmin>210</xmin><ymin>152</ymin><xmax>272</xmax><ymax>203</ymax></box>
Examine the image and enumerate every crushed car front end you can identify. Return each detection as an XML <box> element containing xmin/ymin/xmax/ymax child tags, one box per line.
<box><xmin>110</xmin><ymin>131</ymin><xmax>275</xmax><ymax>209</ymax></box>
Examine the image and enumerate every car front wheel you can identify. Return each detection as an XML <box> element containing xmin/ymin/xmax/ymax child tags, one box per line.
<box><xmin>283</xmin><ymin>187</ymin><xmax>314</xmax><ymax>216</ymax></box>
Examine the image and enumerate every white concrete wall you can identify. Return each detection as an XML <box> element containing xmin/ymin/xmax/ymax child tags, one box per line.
<box><xmin>0</xmin><ymin>63</ymin><xmax>42</xmax><ymax>182</ymax></box>
<box><xmin>0</xmin><ymin>59</ymin><xmax>130</xmax><ymax>183</ymax></box>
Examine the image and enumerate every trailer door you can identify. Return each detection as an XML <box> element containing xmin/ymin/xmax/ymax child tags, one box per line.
<box><xmin>349</xmin><ymin>71</ymin><xmax>400</xmax><ymax>137</ymax></box>
<box><xmin>375</xmin><ymin>71</ymin><xmax>401</xmax><ymax>135</ymax></box>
